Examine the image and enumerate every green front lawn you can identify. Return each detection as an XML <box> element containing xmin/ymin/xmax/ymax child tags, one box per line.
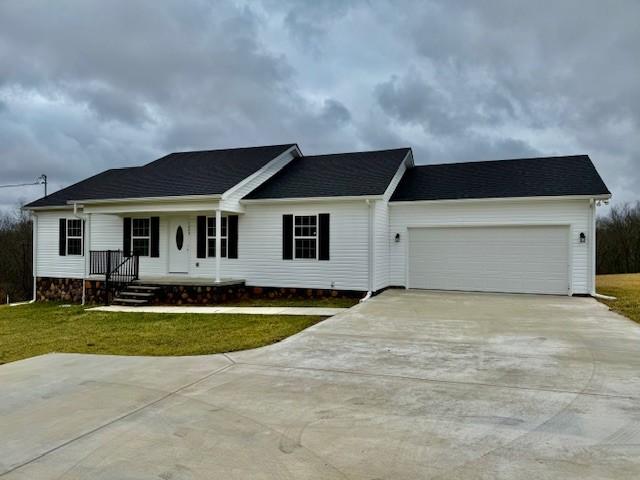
<box><xmin>597</xmin><ymin>273</ymin><xmax>640</xmax><ymax>324</ymax></box>
<box><xmin>0</xmin><ymin>303</ymin><xmax>325</xmax><ymax>365</ymax></box>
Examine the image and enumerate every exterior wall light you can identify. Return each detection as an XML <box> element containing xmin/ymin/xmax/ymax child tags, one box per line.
<box><xmin>395</xmin><ymin>233</ymin><xmax>401</xmax><ymax>243</ymax></box>
<box><xmin>579</xmin><ymin>232</ymin><xmax>586</xmax><ymax>243</ymax></box>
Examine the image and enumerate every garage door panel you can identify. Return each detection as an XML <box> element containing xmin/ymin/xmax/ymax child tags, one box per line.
<box><xmin>408</xmin><ymin>226</ymin><xmax>569</xmax><ymax>295</ymax></box>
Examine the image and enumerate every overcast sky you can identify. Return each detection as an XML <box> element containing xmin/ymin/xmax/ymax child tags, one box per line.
<box><xmin>1</xmin><ymin>0</ymin><xmax>638</xmax><ymax>212</ymax></box>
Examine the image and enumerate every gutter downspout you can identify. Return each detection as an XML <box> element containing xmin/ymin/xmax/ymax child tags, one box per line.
<box><xmin>590</xmin><ymin>198</ymin><xmax>596</xmax><ymax>296</ymax></box>
<box><xmin>30</xmin><ymin>213</ymin><xmax>38</xmax><ymax>303</ymax></box>
<box><xmin>360</xmin><ymin>199</ymin><xmax>374</xmax><ymax>303</ymax></box>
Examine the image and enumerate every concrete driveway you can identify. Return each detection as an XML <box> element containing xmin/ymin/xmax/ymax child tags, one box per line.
<box><xmin>1</xmin><ymin>290</ymin><xmax>639</xmax><ymax>479</ymax></box>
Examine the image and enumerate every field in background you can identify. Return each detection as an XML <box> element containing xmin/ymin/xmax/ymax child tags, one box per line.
<box><xmin>596</xmin><ymin>273</ymin><xmax>640</xmax><ymax>324</ymax></box>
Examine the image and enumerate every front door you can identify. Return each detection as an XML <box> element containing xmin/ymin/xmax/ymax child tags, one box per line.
<box><xmin>169</xmin><ymin>217</ymin><xmax>190</xmax><ymax>273</ymax></box>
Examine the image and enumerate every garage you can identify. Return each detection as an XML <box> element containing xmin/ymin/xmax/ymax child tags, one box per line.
<box><xmin>408</xmin><ymin>225</ymin><xmax>570</xmax><ymax>295</ymax></box>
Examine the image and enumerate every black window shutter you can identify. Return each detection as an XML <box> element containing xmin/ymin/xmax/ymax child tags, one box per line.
<box><xmin>283</xmin><ymin>214</ymin><xmax>293</xmax><ymax>260</ymax></box>
<box><xmin>196</xmin><ymin>215</ymin><xmax>206</xmax><ymax>258</ymax></box>
<box><xmin>82</xmin><ymin>220</ymin><xmax>85</xmax><ymax>256</ymax></box>
<box><xmin>319</xmin><ymin>213</ymin><xmax>330</xmax><ymax>260</ymax></box>
<box><xmin>150</xmin><ymin>217</ymin><xmax>160</xmax><ymax>257</ymax></box>
<box><xmin>123</xmin><ymin>217</ymin><xmax>131</xmax><ymax>257</ymax></box>
<box><xmin>228</xmin><ymin>215</ymin><xmax>238</xmax><ymax>259</ymax></box>
<box><xmin>59</xmin><ymin>219</ymin><xmax>66</xmax><ymax>256</ymax></box>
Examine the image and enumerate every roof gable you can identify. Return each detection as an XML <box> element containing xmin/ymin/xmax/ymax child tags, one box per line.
<box><xmin>244</xmin><ymin>148</ymin><xmax>411</xmax><ymax>200</ymax></box>
<box><xmin>390</xmin><ymin>155</ymin><xmax>611</xmax><ymax>202</ymax></box>
<box><xmin>25</xmin><ymin>144</ymin><xmax>296</xmax><ymax>208</ymax></box>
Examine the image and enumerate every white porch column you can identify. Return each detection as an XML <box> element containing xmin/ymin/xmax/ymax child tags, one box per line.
<box><xmin>215</xmin><ymin>208</ymin><xmax>222</xmax><ymax>283</ymax></box>
<box><xmin>84</xmin><ymin>213</ymin><xmax>92</xmax><ymax>276</ymax></box>
<box><xmin>82</xmin><ymin>213</ymin><xmax>91</xmax><ymax>305</ymax></box>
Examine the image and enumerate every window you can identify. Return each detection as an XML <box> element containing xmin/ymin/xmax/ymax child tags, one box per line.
<box><xmin>294</xmin><ymin>215</ymin><xmax>317</xmax><ymax>259</ymax></box>
<box><xmin>207</xmin><ymin>216</ymin><xmax>228</xmax><ymax>257</ymax></box>
<box><xmin>67</xmin><ymin>219</ymin><xmax>83</xmax><ymax>256</ymax></box>
<box><xmin>131</xmin><ymin>218</ymin><xmax>150</xmax><ymax>256</ymax></box>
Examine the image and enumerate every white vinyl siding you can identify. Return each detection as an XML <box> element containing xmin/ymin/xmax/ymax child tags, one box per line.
<box><xmin>89</xmin><ymin>214</ymin><xmax>121</xmax><ymax>250</ymax></box>
<box><xmin>34</xmin><ymin>196</ymin><xmax>594</xmax><ymax>296</ymax></box>
<box><xmin>373</xmin><ymin>200</ymin><xmax>389</xmax><ymax>290</ymax></box>
<box><xmin>389</xmin><ymin>199</ymin><xmax>593</xmax><ymax>295</ymax></box>
<box><xmin>34</xmin><ymin>212</ymin><xmax>84</xmax><ymax>278</ymax></box>
<box><xmin>373</xmin><ymin>159</ymin><xmax>408</xmax><ymax>290</ymax></box>
<box><xmin>88</xmin><ymin>213</ymin><xmax>168</xmax><ymax>277</ymax></box>
<box><xmin>191</xmin><ymin>201</ymin><xmax>370</xmax><ymax>290</ymax></box>
<box><xmin>408</xmin><ymin>226</ymin><xmax>569</xmax><ymax>294</ymax></box>
<box><xmin>69</xmin><ymin>204</ymin><xmax>367</xmax><ymax>290</ymax></box>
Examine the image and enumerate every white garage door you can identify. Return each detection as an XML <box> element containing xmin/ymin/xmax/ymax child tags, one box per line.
<box><xmin>408</xmin><ymin>226</ymin><xmax>570</xmax><ymax>295</ymax></box>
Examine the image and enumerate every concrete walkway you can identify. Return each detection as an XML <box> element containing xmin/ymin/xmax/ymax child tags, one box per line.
<box><xmin>3</xmin><ymin>290</ymin><xmax>640</xmax><ymax>479</ymax></box>
<box><xmin>88</xmin><ymin>305</ymin><xmax>346</xmax><ymax>316</ymax></box>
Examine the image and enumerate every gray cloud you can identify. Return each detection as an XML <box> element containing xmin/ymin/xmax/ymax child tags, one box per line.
<box><xmin>0</xmin><ymin>0</ymin><xmax>638</xmax><ymax>212</ymax></box>
<box><xmin>320</xmin><ymin>99</ymin><xmax>351</xmax><ymax>126</ymax></box>
<box><xmin>279</xmin><ymin>0</ymin><xmax>360</xmax><ymax>56</ymax></box>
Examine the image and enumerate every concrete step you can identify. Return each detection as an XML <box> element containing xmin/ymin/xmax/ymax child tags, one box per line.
<box><xmin>118</xmin><ymin>291</ymin><xmax>155</xmax><ymax>298</ymax></box>
<box><xmin>112</xmin><ymin>297</ymin><xmax>149</xmax><ymax>306</ymax></box>
<box><xmin>129</xmin><ymin>285</ymin><xmax>162</xmax><ymax>291</ymax></box>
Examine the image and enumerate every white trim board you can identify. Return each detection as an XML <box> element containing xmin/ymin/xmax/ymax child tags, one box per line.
<box><xmin>242</xmin><ymin>195</ymin><xmax>384</xmax><ymax>204</ymax></box>
<box><xmin>389</xmin><ymin>194</ymin><xmax>612</xmax><ymax>206</ymax></box>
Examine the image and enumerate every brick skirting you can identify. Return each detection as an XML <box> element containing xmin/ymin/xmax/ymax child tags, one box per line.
<box><xmin>36</xmin><ymin>277</ymin><xmax>84</xmax><ymax>303</ymax></box>
<box><xmin>151</xmin><ymin>285</ymin><xmax>363</xmax><ymax>305</ymax></box>
<box><xmin>35</xmin><ymin>277</ymin><xmax>364</xmax><ymax>305</ymax></box>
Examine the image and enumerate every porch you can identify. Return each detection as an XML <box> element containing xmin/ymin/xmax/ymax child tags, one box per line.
<box><xmin>82</xmin><ymin>201</ymin><xmax>242</xmax><ymax>287</ymax></box>
<box><xmin>86</xmin><ymin>273</ymin><xmax>245</xmax><ymax>288</ymax></box>
<box><xmin>85</xmin><ymin>202</ymin><xmax>242</xmax><ymax>281</ymax></box>
<box><xmin>134</xmin><ymin>276</ymin><xmax>244</xmax><ymax>287</ymax></box>
<box><xmin>87</xmin><ymin>249</ymin><xmax>245</xmax><ymax>305</ymax></box>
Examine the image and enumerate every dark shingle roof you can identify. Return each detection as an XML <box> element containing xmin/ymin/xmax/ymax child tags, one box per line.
<box><xmin>244</xmin><ymin>148</ymin><xmax>411</xmax><ymax>199</ymax></box>
<box><xmin>25</xmin><ymin>144</ymin><xmax>296</xmax><ymax>207</ymax></box>
<box><xmin>390</xmin><ymin>155</ymin><xmax>610</xmax><ymax>202</ymax></box>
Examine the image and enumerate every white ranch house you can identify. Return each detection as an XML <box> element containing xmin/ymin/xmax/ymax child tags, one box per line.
<box><xmin>24</xmin><ymin>144</ymin><xmax>611</xmax><ymax>304</ymax></box>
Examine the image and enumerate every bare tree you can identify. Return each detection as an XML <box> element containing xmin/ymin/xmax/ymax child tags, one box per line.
<box><xmin>597</xmin><ymin>202</ymin><xmax>640</xmax><ymax>274</ymax></box>
<box><xmin>0</xmin><ymin>206</ymin><xmax>33</xmax><ymax>303</ymax></box>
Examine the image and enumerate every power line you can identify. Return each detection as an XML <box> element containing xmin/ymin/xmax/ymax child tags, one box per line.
<box><xmin>0</xmin><ymin>175</ymin><xmax>47</xmax><ymax>196</ymax></box>
<box><xmin>0</xmin><ymin>181</ymin><xmax>42</xmax><ymax>188</ymax></box>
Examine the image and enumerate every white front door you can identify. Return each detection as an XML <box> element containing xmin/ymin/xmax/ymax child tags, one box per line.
<box><xmin>169</xmin><ymin>217</ymin><xmax>190</xmax><ymax>273</ymax></box>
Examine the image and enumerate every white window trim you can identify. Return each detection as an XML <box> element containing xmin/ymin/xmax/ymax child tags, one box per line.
<box><xmin>131</xmin><ymin>217</ymin><xmax>151</xmax><ymax>257</ymax></box>
<box><xmin>66</xmin><ymin>218</ymin><xmax>83</xmax><ymax>256</ymax></box>
<box><xmin>293</xmin><ymin>214</ymin><xmax>318</xmax><ymax>260</ymax></box>
<box><xmin>207</xmin><ymin>216</ymin><xmax>228</xmax><ymax>258</ymax></box>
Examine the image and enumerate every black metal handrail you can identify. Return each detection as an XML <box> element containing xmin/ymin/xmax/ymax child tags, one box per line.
<box><xmin>90</xmin><ymin>250</ymin><xmax>139</xmax><ymax>303</ymax></box>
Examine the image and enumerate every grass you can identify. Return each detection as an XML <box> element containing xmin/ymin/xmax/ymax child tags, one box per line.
<box><xmin>0</xmin><ymin>303</ymin><xmax>325</xmax><ymax>365</ymax></box>
<box><xmin>596</xmin><ymin>273</ymin><xmax>640</xmax><ymax>324</ymax></box>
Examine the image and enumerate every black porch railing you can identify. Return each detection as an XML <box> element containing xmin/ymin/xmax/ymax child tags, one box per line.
<box><xmin>90</xmin><ymin>250</ymin><xmax>139</xmax><ymax>303</ymax></box>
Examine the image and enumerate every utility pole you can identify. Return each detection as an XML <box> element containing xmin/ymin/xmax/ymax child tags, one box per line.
<box><xmin>38</xmin><ymin>174</ymin><xmax>47</xmax><ymax>196</ymax></box>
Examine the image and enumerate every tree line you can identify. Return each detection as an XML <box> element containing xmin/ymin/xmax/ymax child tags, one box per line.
<box><xmin>596</xmin><ymin>202</ymin><xmax>640</xmax><ymax>275</ymax></box>
<box><xmin>0</xmin><ymin>208</ymin><xmax>33</xmax><ymax>303</ymax></box>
